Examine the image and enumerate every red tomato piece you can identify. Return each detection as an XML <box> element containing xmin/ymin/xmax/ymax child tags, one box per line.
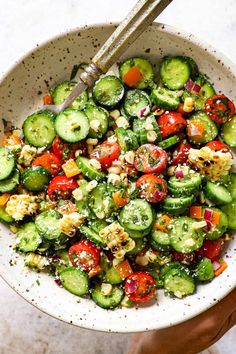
<box><xmin>125</xmin><ymin>272</ymin><xmax>156</xmax><ymax>303</ymax></box>
<box><xmin>68</xmin><ymin>239</ymin><xmax>100</xmax><ymax>272</ymax></box>
<box><xmin>136</xmin><ymin>174</ymin><xmax>167</xmax><ymax>203</ymax></box>
<box><xmin>205</xmin><ymin>140</ymin><xmax>229</xmax><ymax>152</ymax></box>
<box><xmin>32</xmin><ymin>152</ymin><xmax>61</xmax><ymax>176</ymax></box>
<box><xmin>157</xmin><ymin>112</ymin><xmax>187</xmax><ymax>139</ymax></box>
<box><xmin>205</xmin><ymin>94</ymin><xmax>235</xmax><ymax>124</ymax></box>
<box><xmin>134</xmin><ymin>144</ymin><xmax>168</xmax><ymax>174</ymax></box>
<box><xmin>52</xmin><ymin>136</ymin><xmax>85</xmax><ymax>162</ymax></box>
<box><xmin>90</xmin><ymin>141</ymin><xmax>120</xmax><ymax>168</ymax></box>
<box><xmin>171</xmin><ymin>141</ymin><xmax>192</xmax><ymax>166</ymax></box>
<box><xmin>172</xmin><ymin>251</ymin><xmax>196</xmax><ymax>263</ymax></box>
<box><xmin>196</xmin><ymin>239</ymin><xmax>224</xmax><ymax>261</ymax></box>
<box><xmin>47</xmin><ymin>175</ymin><xmax>78</xmax><ymax>201</ymax></box>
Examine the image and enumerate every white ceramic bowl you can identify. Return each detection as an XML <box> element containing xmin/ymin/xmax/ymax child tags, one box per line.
<box><xmin>0</xmin><ymin>23</ymin><xmax>236</xmax><ymax>333</ymax></box>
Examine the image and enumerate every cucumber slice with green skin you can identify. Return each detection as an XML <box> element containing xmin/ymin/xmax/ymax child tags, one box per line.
<box><xmin>119</xmin><ymin>199</ymin><xmax>154</xmax><ymax>231</ymax></box>
<box><xmin>123</xmin><ymin>224</ymin><xmax>152</xmax><ymax>239</ymax></box>
<box><xmin>194</xmin><ymin>80</ymin><xmax>215</xmax><ymax>111</ymax></box>
<box><xmin>16</xmin><ymin>222</ymin><xmax>41</xmax><ymax>252</ymax></box>
<box><xmin>203</xmin><ymin>207</ymin><xmax>228</xmax><ymax>240</ymax></box>
<box><xmin>55</xmin><ymin>109</ymin><xmax>89</xmax><ymax>143</ymax></box>
<box><xmin>126</xmin><ymin>238</ymin><xmax>147</xmax><ymax>256</ymax></box>
<box><xmin>183</xmin><ymin>56</ymin><xmax>199</xmax><ymax>80</ymax></box>
<box><xmin>150</xmin><ymin>229</ymin><xmax>170</xmax><ymax>246</ymax></box>
<box><xmin>170</xmin><ymin>217</ymin><xmax>204</xmax><ymax>253</ymax></box>
<box><xmin>149</xmin><ymin>232</ymin><xmax>171</xmax><ymax>252</ymax></box>
<box><xmin>51</xmin><ymin>81</ymin><xmax>88</xmax><ymax>110</ymax></box>
<box><xmin>221</xmin><ymin>115</ymin><xmax>236</xmax><ymax>147</ymax></box>
<box><xmin>119</xmin><ymin>57</ymin><xmax>154</xmax><ymax>89</ymax></box>
<box><xmin>60</xmin><ymin>267</ymin><xmax>89</xmax><ymax>296</ymax></box>
<box><xmin>160</xmin><ymin>56</ymin><xmax>190</xmax><ymax>90</ymax></box>
<box><xmin>133</xmin><ymin>114</ymin><xmax>162</xmax><ymax>144</ymax></box>
<box><xmin>159</xmin><ymin>262</ymin><xmax>187</xmax><ymax>280</ymax></box>
<box><xmin>150</xmin><ymin>87</ymin><xmax>180</xmax><ymax>110</ymax></box>
<box><xmin>35</xmin><ymin>210</ymin><xmax>62</xmax><ymax>241</ymax></box>
<box><xmin>158</xmin><ymin>135</ymin><xmax>180</xmax><ymax>150</ymax></box>
<box><xmin>23</xmin><ymin>110</ymin><xmax>56</xmax><ymax>147</ymax></box>
<box><xmin>79</xmin><ymin>225</ymin><xmax>106</xmax><ymax>247</ymax></box>
<box><xmin>115</xmin><ymin>127</ymin><xmax>139</xmax><ymax>152</ymax></box>
<box><xmin>124</xmin><ymin>89</ymin><xmax>151</xmax><ymax>118</ymax></box>
<box><xmin>76</xmin><ymin>157</ymin><xmax>106</xmax><ymax>181</ymax></box>
<box><xmin>187</xmin><ymin>111</ymin><xmax>218</xmax><ymax>144</ymax></box>
<box><xmin>0</xmin><ymin>147</ymin><xmax>15</xmax><ymax>180</ymax></box>
<box><xmin>168</xmin><ymin>171</ymin><xmax>202</xmax><ymax>197</ymax></box>
<box><xmin>89</xmin><ymin>183</ymin><xmax>116</xmax><ymax>219</ymax></box>
<box><xmin>204</xmin><ymin>181</ymin><xmax>232</xmax><ymax>205</ymax></box>
<box><xmin>0</xmin><ymin>205</ymin><xmax>14</xmax><ymax>223</ymax></box>
<box><xmin>91</xmin><ymin>284</ymin><xmax>124</xmax><ymax>309</ymax></box>
<box><xmin>75</xmin><ymin>199</ymin><xmax>91</xmax><ymax>218</ymax></box>
<box><xmin>89</xmin><ymin>219</ymin><xmax>109</xmax><ymax>234</ymax></box>
<box><xmin>164</xmin><ymin>268</ymin><xmax>195</xmax><ymax>298</ymax></box>
<box><xmin>0</xmin><ymin>170</ymin><xmax>19</xmax><ymax>193</ymax></box>
<box><xmin>84</xmin><ymin>105</ymin><xmax>108</xmax><ymax>139</ymax></box>
<box><xmin>221</xmin><ymin>202</ymin><xmax>236</xmax><ymax>230</ymax></box>
<box><xmin>55</xmin><ymin>250</ymin><xmax>72</xmax><ymax>274</ymax></box>
<box><xmin>104</xmin><ymin>267</ymin><xmax>123</xmax><ymax>285</ymax></box>
<box><xmin>92</xmin><ymin>75</ymin><xmax>124</xmax><ymax>108</ymax></box>
<box><xmin>228</xmin><ymin>173</ymin><xmax>236</xmax><ymax>200</ymax></box>
<box><xmin>162</xmin><ymin>195</ymin><xmax>195</xmax><ymax>215</ymax></box>
<box><xmin>22</xmin><ymin>166</ymin><xmax>50</xmax><ymax>192</ymax></box>
<box><xmin>195</xmin><ymin>258</ymin><xmax>214</xmax><ymax>282</ymax></box>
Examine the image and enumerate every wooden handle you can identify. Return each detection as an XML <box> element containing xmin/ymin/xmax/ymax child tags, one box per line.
<box><xmin>92</xmin><ymin>0</ymin><xmax>173</xmax><ymax>72</ymax></box>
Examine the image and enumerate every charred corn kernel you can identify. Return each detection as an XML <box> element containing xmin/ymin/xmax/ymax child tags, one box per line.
<box><xmin>108</xmin><ymin>173</ymin><xmax>121</xmax><ymax>185</ymax></box>
<box><xmin>72</xmin><ymin>188</ymin><xmax>83</xmax><ymax>201</ymax></box>
<box><xmin>124</xmin><ymin>151</ymin><xmax>135</xmax><ymax>165</ymax></box>
<box><xmin>107</xmin><ymin>135</ymin><xmax>117</xmax><ymax>143</ymax></box>
<box><xmin>59</xmin><ymin>212</ymin><xmax>84</xmax><ymax>237</ymax></box>
<box><xmin>86</xmin><ymin>138</ymin><xmax>98</xmax><ymax>145</ymax></box>
<box><xmin>135</xmin><ymin>255</ymin><xmax>149</xmax><ymax>266</ymax></box>
<box><xmin>62</xmin><ymin>159</ymin><xmax>81</xmax><ymax>178</ymax></box>
<box><xmin>18</xmin><ymin>145</ymin><xmax>37</xmax><ymax>166</ymax></box>
<box><xmin>145</xmin><ymin>250</ymin><xmax>158</xmax><ymax>263</ymax></box>
<box><xmin>90</xmin><ymin>120</ymin><xmax>101</xmax><ymax>132</ymax></box>
<box><xmin>183</xmin><ymin>97</ymin><xmax>194</xmax><ymax>113</ymax></box>
<box><xmin>90</xmin><ymin>158</ymin><xmax>101</xmax><ymax>170</ymax></box>
<box><xmin>110</xmin><ymin>109</ymin><xmax>120</xmax><ymax>120</ymax></box>
<box><xmin>188</xmin><ymin>147</ymin><xmax>233</xmax><ymax>181</ymax></box>
<box><xmin>116</xmin><ymin>116</ymin><xmax>129</xmax><ymax>129</ymax></box>
<box><xmin>101</xmin><ymin>283</ymin><xmax>113</xmax><ymax>296</ymax></box>
<box><xmin>192</xmin><ymin>221</ymin><xmax>207</xmax><ymax>229</ymax></box>
<box><xmin>147</xmin><ymin>131</ymin><xmax>157</xmax><ymax>142</ymax></box>
<box><xmin>86</xmin><ymin>180</ymin><xmax>98</xmax><ymax>192</ymax></box>
<box><xmin>75</xmin><ymin>149</ymin><xmax>83</xmax><ymax>158</ymax></box>
<box><xmin>107</xmin><ymin>166</ymin><xmax>121</xmax><ymax>175</ymax></box>
<box><xmin>6</xmin><ymin>194</ymin><xmax>38</xmax><ymax>220</ymax></box>
<box><xmin>25</xmin><ymin>253</ymin><xmax>49</xmax><ymax>270</ymax></box>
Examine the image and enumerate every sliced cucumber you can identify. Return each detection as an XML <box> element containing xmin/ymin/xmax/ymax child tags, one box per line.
<box><xmin>55</xmin><ymin>109</ymin><xmax>89</xmax><ymax>143</ymax></box>
<box><xmin>104</xmin><ymin>267</ymin><xmax>123</xmax><ymax>285</ymax></box>
<box><xmin>22</xmin><ymin>166</ymin><xmax>50</xmax><ymax>192</ymax></box>
<box><xmin>79</xmin><ymin>225</ymin><xmax>106</xmax><ymax>247</ymax></box>
<box><xmin>92</xmin><ymin>75</ymin><xmax>124</xmax><ymax>108</ymax></box>
<box><xmin>89</xmin><ymin>219</ymin><xmax>109</xmax><ymax>234</ymax></box>
<box><xmin>35</xmin><ymin>210</ymin><xmax>62</xmax><ymax>241</ymax></box>
<box><xmin>16</xmin><ymin>222</ymin><xmax>41</xmax><ymax>252</ymax></box>
<box><xmin>183</xmin><ymin>56</ymin><xmax>199</xmax><ymax>79</ymax></box>
<box><xmin>187</xmin><ymin>111</ymin><xmax>218</xmax><ymax>144</ymax></box>
<box><xmin>60</xmin><ymin>267</ymin><xmax>89</xmax><ymax>296</ymax></box>
<box><xmin>204</xmin><ymin>181</ymin><xmax>232</xmax><ymax>205</ymax></box>
<box><xmin>228</xmin><ymin>173</ymin><xmax>236</xmax><ymax>200</ymax></box>
<box><xmin>133</xmin><ymin>114</ymin><xmax>162</xmax><ymax>144</ymax></box>
<box><xmin>221</xmin><ymin>202</ymin><xmax>236</xmax><ymax>230</ymax></box>
<box><xmin>221</xmin><ymin>115</ymin><xmax>236</xmax><ymax>147</ymax></box>
<box><xmin>88</xmin><ymin>183</ymin><xmax>115</xmax><ymax>219</ymax></box>
<box><xmin>150</xmin><ymin>87</ymin><xmax>180</xmax><ymax>110</ymax></box>
<box><xmin>164</xmin><ymin>268</ymin><xmax>195</xmax><ymax>298</ymax></box>
<box><xmin>170</xmin><ymin>217</ymin><xmax>204</xmax><ymax>253</ymax></box>
<box><xmin>203</xmin><ymin>207</ymin><xmax>228</xmax><ymax>240</ymax></box>
<box><xmin>123</xmin><ymin>223</ymin><xmax>152</xmax><ymax>238</ymax></box>
<box><xmin>51</xmin><ymin>80</ymin><xmax>88</xmax><ymax>110</ymax></box>
<box><xmin>91</xmin><ymin>284</ymin><xmax>124</xmax><ymax>309</ymax></box>
<box><xmin>162</xmin><ymin>195</ymin><xmax>195</xmax><ymax>215</ymax></box>
<box><xmin>76</xmin><ymin>157</ymin><xmax>105</xmax><ymax>181</ymax></box>
<box><xmin>168</xmin><ymin>171</ymin><xmax>202</xmax><ymax>197</ymax></box>
<box><xmin>194</xmin><ymin>77</ymin><xmax>215</xmax><ymax>110</ymax></box>
<box><xmin>119</xmin><ymin>199</ymin><xmax>153</xmax><ymax>231</ymax></box>
<box><xmin>0</xmin><ymin>170</ymin><xmax>19</xmax><ymax>193</ymax></box>
<box><xmin>159</xmin><ymin>262</ymin><xmax>186</xmax><ymax>280</ymax></box>
<box><xmin>23</xmin><ymin>110</ymin><xmax>56</xmax><ymax>147</ymax></box>
<box><xmin>84</xmin><ymin>105</ymin><xmax>108</xmax><ymax>139</ymax></box>
<box><xmin>0</xmin><ymin>205</ymin><xmax>14</xmax><ymax>223</ymax></box>
<box><xmin>124</xmin><ymin>89</ymin><xmax>151</xmax><ymax>118</ymax></box>
<box><xmin>149</xmin><ymin>230</ymin><xmax>171</xmax><ymax>251</ymax></box>
<box><xmin>158</xmin><ymin>135</ymin><xmax>179</xmax><ymax>150</ymax></box>
<box><xmin>195</xmin><ymin>258</ymin><xmax>214</xmax><ymax>282</ymax></box>
<box><xmin>115</xmin><ymin>127</ymin><xmax>139</xmax><ymax>152</ymax></box>
<box><xmin>0</xmin><ymin>147</ymin><xmax>15</xmax><ymax>180</ymax></box>
<box><xmin>160</xmin><ymin>56</ymin><xmax>190</xmax><ymax>90</ymax></box>
<box><xmin>119</xmin><ymin>57</ymin><xmax>154</xmax><ymax>89</ymax></box>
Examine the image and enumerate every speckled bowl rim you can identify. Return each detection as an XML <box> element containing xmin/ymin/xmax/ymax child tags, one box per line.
<box><xmin>0</xmin><ymin>22</ymin><xmax>236</xmax><ymax>333</ymax></box>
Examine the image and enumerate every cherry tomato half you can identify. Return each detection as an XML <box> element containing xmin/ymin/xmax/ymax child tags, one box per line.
<box><xmin>47</xmin><ymin>175</ymin><xmax>78</xmax><ymax>201</ymax></box>
<box><xmin>52</xmin><ymin>136</ymin><xmax>86</xmax><ymax>162</ymax></box>
<box><xmin>157</xmin><ymin>112</ymin><xmax>187</xmax><ymax>139</ymax></box>
<box><xmin>136</xmin><ymin>174</ymin><xmax>167</xmax><ymax>203</ymax></box>
<box><xmin>205</xmin><ymin>140</ymin><xmax>229</xmax><ymax>152</ymax></box>
<box><xmin>205</xmin><ymin>94</ymin><xmax>235</xmax><ymax>124</ymax></box>
<box><xmin>196</xmin><ymin>239</ymin><xmax>224</xmax><ymax>261</ymax></box>
<box><xmin>68</xmin><ymin>239</ymin><xmax>100</xmax><ymax>272</ymax></box>
<box><xmin>171</xmin><ymin>141</ymin><xmax>192</xmax><ymax>166</ymax></box>
<box><xmin>32</xmin><ymin>152</ymin><xmax>61</xmax><ymax>176</ymax></box>
<box><xmin>125</xmin><ymin>272</ymin><xmax>156</xmax><ymax>303</ymax></box>
<box><xmin>134</xmin><ymin>144</ymin><xmax>168</xmax><ymax>174</ymax></box>
<box><xmin>90</xmin><ymin>141</ymin><xmax>120</xmax><ymax>168</ymax></box>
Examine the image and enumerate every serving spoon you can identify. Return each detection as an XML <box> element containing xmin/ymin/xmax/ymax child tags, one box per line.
<box><xmin>45</xmin><ymin>0</ymin><xmax>173</xmax><ymax>114</ymax></box>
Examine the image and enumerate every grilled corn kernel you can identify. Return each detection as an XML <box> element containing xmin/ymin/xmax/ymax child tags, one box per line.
<box><xmin>116</xmin><ymin>116</ymin><xmax>129</xmax><ymax>129</ymax></box>
<box><xmin>86</xmin><ymin>138</ymin><xmax>98</xmax><ymax>145</ymax></box>
<box><xmin>6</xmin><ymin>194</ymin><xmax>38</xmax><ymax>221</ymax></box>
<box><xmin>90</xmin><ymin>120</ymin><xmax>101</xmax><ymax>132</ymax></box>
<box><xmin>183</xmin><ymin>97</ymin><xmax>194</xmax><ymax>113</ymax></box>
<box><xmin>59</xmin><ymin>212</ymin><xmax>84</xmax><ymax>237</ymax></box>
<box><xmin>101</xmin><ymin>283</ymin><xmax>113</xmax><ymax>296</ymax></box>
<box><xmin>109</xmin><ymin>109</ymin><xmax>120</xmax><ymax>120</ymax></box>
<box><xmin>147</xmin><ymin>131</ymin><xmax>157</xmax><ymax>142</ymax></box>
<box><xmin>90</xmin><ymin>158</ymin><xmax>101</xmax><ymax>170</ymax></box>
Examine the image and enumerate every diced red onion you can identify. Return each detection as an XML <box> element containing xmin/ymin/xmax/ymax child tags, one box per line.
<box><xmin>204</xmin><ymin>209</ymin><xmax>213</xmax><ymax>221</ymax></box>
<box><xmin>175</xmin><ymin>170</ymin><xmax>184</xmax><ymax>179</ymax></box>
<box><xmin>189</xmin><ymin>125</ymin><xmax>200</xmax><ymax>137</ymax></box>
<box><xmin>212</xmin><ymin>261</ymin><xmax>220</xmax><ymax>271</ymax></box>
<box><xmin>126</xmin><ymin>279</ymin><xmax>137</xmax><ymax>294</ymax></box>
<box><xmin>153</xmin><ymin>190</ymin><xmax>163</xmax><ymax>201</ymax></box>
<box><xmin>184</xmin><ymin>79</ymin><xmax>194</xmax><ymax>91</ymax></box>
<box><xmin>138</xmin><ymin>106</ymin><xmax>149</xmax><ymax>117</ymax></box>
<box><xmin>204</xmin><ymin>220</ymin><xmax>214</xmax><ymax>231</ymax></box>
<box><xmin>191</xmin><ymin>83</ymin><xmax>201</xmax><ymax>93</ymax></box>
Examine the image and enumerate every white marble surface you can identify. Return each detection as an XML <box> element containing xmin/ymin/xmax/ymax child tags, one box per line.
<box><xmin>0</xmin><ymin>0</ymin><xmax>236</xmax><ymax>353</ymax></box>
